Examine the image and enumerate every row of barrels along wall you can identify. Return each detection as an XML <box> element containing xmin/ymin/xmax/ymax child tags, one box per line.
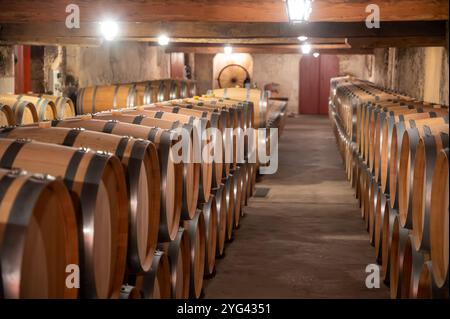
<box><xmin>0</xmin><ymin>94</ymin><xmax>75</xmax><ymax>125</ymax></box>
<box><xmin>329</xmin><ymin>76</ymin><xmax>449</xmax><ymax>299</ymax></box>
<box><xmin>0</xmin><ymin>84</ymin><xmax>284</xmax><ymax>298</ymax></box>
<box><xmin>76</xmin><ymin>79</ymin><xmax>198</xmax><ymax>115</ymax></box>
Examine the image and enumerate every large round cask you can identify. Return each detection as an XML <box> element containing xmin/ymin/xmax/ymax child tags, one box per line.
<box><xmin>183</xmin><ymin>210</ymin><xmax>206</xmax><ymax>299</ymax></box>
<box><xmin>0</xmin><ymin>95</ymin><xmax>38</xmax><ymax>124</ymax></box>
<box><xmin>213</xmin><ymin>184</ymin><xmax>227</xmax><ymax>256</ymax></box>
<box><xmin>0</xmin><ymin>138</ymin><xmax>128</xmax><ymax>299</ymax></box>
<box><xmin>411</xmin><ymin>132</ymin><xmax>449</xmax><ymax>251</ymax></box>
<box><xmin>397</xmin><ymin>124</ymin><xmax>449</xmax><ymax>227</ymax></box>
<box><xmin>148</xmin><ymin>103</ymin><xmax>230</xmax><ymax>184</ymax></box>
<box><xmin>213</xmin><ymin>88</ymin><xmax>267</xmax><ymax>128</ymax></box>
<box><xmin>124</xmin><ymin>108</ymin><xmax>214</xmax><ymax>201</ymax></box>
<box><xmin>2</xmin><ymin>95</ymin><xmax>56</xmax><ymax>121</ymax></box>
<box><xmin>48</xmin><ymin>118</ymin><xmax>184</xmax><ymax>242</ymax></box>
<box><xmin>200</xmin><ymin>196</ymin><xmax>218</xmax><ymax>277</ymax></box>
<box><xmin>0</xmin><ymin>168</ymin><xmax>78</xmax><ymax>299</ymax></box>
<box><xmin>429</xmin><ymin>148</ymin><xmax>449</xmax><ymax>289</ymax></box>
<box><xmin>95</xmin><ymin>110</ymin><xmax>211</xmax><ymax>206</ymax></box>
<box><xmin>157</xmin><ymin>227</ymin><xmax>190</xmax><ymax>299</ymax></box>
<box><xmin>379</xmin><ymin>111</ymin><xmax>448</xmax><ymax>193</ymax></box>
<box><xmin>0</xmin><ymin>103</ymin><xmax>15</xmax><ymax>126</ymax></box>
<box><xmin>76</xmin><ymin>84</ymin><xmax>137</xmax><ymax>115</ymax></box>
<box><xmin>186</xmin><ymin>80</ymin><xmax>197</xmax><ymax>97</ymax></box>
<box><xmin>133</xmin><ymin>251</ymin><xmax>171</xmax><ymax>299</ymax></box>
<box><xmin>8</xmin><ymin>95</ymin><xmax>56</xmax><ymax>121</ymax></box>
<box><xmin>0</xmin><ymin>125</ymin><xmax>161</xmax><ymax>273</ymax></box>
<box><xmin>223</xmin><ymin>174</ymin><xmax>235</xmax><ymax>242</ymax></box>
<box><xmin>35</xmin><ymin>95</ymin><xmax>75</xmax><ymax>119</ymax></box>
<box><xmin>389</xmin><ymin>116</ymin><xmax>449</xmax><ymax>210</ymax></box>
<box><xmin>389</xmin><ymin>214</ymin><xmax>409</xmax><ymax>299</ymax></box>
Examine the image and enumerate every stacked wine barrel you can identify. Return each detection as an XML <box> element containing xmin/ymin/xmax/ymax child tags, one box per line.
<box><xmin>76</xmin><ymin>79</ymin><xmax>197</xmax><ymax>115</ymax></box>
<box><xmin>0</xmin><ymin>83</ymin><xmax>278</xmax><ymax>299</ymax></box>
<box><xmin>0</xmin><ymin>94</ymin><xmax>76</xmax><ymax>125</ymax></box>
<box><xmin>329</xmin><ymin>77</ymin><xmax>449</xmax><ymax>299</ymax></box>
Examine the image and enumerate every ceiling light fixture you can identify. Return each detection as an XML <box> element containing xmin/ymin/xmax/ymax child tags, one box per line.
<box><xmin>158</xmin><ymin>35</ymin><xmax>170</xmax><ymax>46</ymax></box>
<box><xmin>313</xmin><ymin>52</ymin><xmax>320</xmax><ymax>58</ymax></box>
<box><xmin>285</xmin><ymin>0</ymin><xmax>313</xmax><ymax>23</ymax></box>
<box><xmin>301</xmin><ymin>43</ymin><xmax>312</xmax><ymax>54</ymax></box>
<box><xmin>100</xmin><ymin>20</ymin><xmax>119</xmax><ymax>41</ymax></box>
<box><xmin>298</xmin><ymin>36</ymin><xmax>308</xmax><ymax>42</ymax></box>
<box><xmin>224</xmin><ymin>45</ymin><xmax>233</xmax><ymax>55</ymax></box>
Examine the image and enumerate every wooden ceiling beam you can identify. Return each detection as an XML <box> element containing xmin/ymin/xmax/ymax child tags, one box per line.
<box><xmin>0</xmin><ymin>0</ymin><xmax>447</xmax><ymax>23</ymax></box>
<box><xmin>347</xmin><ymin>36</ymin><xmax>447</xmax><ymax>48</ymax></box>
<box><xmin>0</xmin><ymin>21</ymin><xmax>446</xmax><ymax>43</ymax></box>
<box><xmin>165</xmin><ymin>46</ymin><xmax>373</xmax><ymax>55</ymax></box>
<box><xmin>126</xmin><ymin>37</ymin><xmax>347</xmax><ymax>45</ymax></box>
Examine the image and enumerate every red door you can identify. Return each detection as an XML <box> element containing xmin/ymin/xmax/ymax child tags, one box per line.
<box><xmin>170</xmin><ymin>53</ymin><xmax>185</xmax><ymax>79</ymax></box>
<box><xmin>299</xmin><ymin>55</ymin><xmax>339</xmax><ymax>115</ymax></box>
<box><xmin>14</xmin><ymin>45</ymin><xmax>31</xmax><ymax>94</ymax></box>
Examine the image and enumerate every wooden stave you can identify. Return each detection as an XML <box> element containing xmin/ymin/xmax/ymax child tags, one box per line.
<box><xmin>370</xmin><ymin>105</ymin><xmax>446</xmax><ymax>182</ymax></box>
<box><xmin>94</xmin><ymin>111</ymin><xmax>205</xmax><ymax>213</ymax></box>
<box><xmin>411</xmin><ymin>132</ymin><xmax>449</xmax><ymax>252</ymax></box>
<box><xmin>151</xmin><ymin>102</ymin><xmax>231</xmax><ymax>182</ymax></box>
<box><xmin>368</xmin><ymin>177</ymin><xmax>379</xmax><ymax>246</ymax></box>
<box><xmin>213</xmin><ymin>184</ymin><xmax>227</xmax><ymax>257</ymax></box>
<box><xmin>397</xmin><ymin>123</ymin><xmax>449</xmax><ymax>228</ymax></box>
<box><xmin>76</xmin><ymin>84</ymin><xmax>137</xmax><ymax>115</ymax></box>
<box><xmin>42</xmin><ymin>95</ymin><xmax>76</xmax><ymax>119</ymax></box>
<box><xmin>223</xmin><ymin>174</ymin><xmax>235</xmax><ymax>242</ymax></box>
<box><xmin>374</xmin><ymin>192</ymin><xmax>388</xmax><ymax>265</ymax></box>
<box><xmin>0</xmin><ymin>96</ymin><xmax>38</xmax><ymax>125</ymax></box>
<box><xmin>212</xmin><ymin>88</ymin><xmax>266</xmax><ymax>129</ymax></box>
<box><xmin>133</xmin><ymin>250</ymin><xmax>172</xmax><ymax>299</ymax></box>
<box><xmin>379</xmin><ymin>111</ymin><xmax>449</xmax><ymax>194</ymax></box>
<box><xmin>388</xmin><ymin>116</ymin><xmax>449</xmax><ymax>211</ymax></box>
<box><xmin>401</xmin><ymin>235</ymin><xmax>425</xmax><ymax>298</ymax></box>
<box><xmin>200</xmin><ymin>195</ymin><xmax>218</xmax><ymax>277</ymax></box>
<box><xmin>0</xmin><ymin>125</ymin><xmax>161</xmax><ymax>274</ymax></box>
<box><xmin>19</xmin><ymin>95</ymin><xmax>56</xmax><ymax>121</ymax></box>
<box><xmin>157</xmin><ymin>227</ymin><xmax>190</xmax><ymax>299</ymax></box>
<box><xmin>231</xmin><ymin>166</ymin><xmax>243</xmax><ymax>230</ymax></box>
<box><xmin>389</xmin><ymin>214</ymin><xmax>410</xmax><ymax>299</ymax></box>
<box><xmin>110</xmin><ymin>108</ymin><xmax>213</xmax><ymax>203</ymax></box>
<box><xmin>0</xmin><ymin>138</ymin><xmax>129</xmax><ymax>299</ymax></box>
<box><xmin>0</xmin><ymin>168</ymin><xmax>79</xmax><ymax>299</ymax></box>
<box><xmin>0</xmin><ymin>103</ymin><xmax>15</xmax><ymax>126</ymax></box>
<box><xmin>48</xmin><ymin>117</ymin><xmax>184</xmax><ymax>243</ymax></box>
<box><xmin>381</xmin><ymin>204</ymin><xmax>396</xmax><ymax>285</ymax></box>
<box><xmin>416</xmin><ymin>261</ymin><xmax>449</xmax><ymax>299</ymax></box>
<box><xmin>182</xmin><ymin>209</ymin><xmax>206</xmax><ymax>299</ymax></box>
<box><xmin>429</xmin><ymin>148</ymin><xmax>450</xmax><ymax>289</ymax></box>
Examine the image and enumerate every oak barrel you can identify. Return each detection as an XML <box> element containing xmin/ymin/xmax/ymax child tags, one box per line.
<box><xmin>0</xmin><ymin>168</ymin><xmax>78</xmax><ymax>299</ymax></box>
<box><xmin>183</xmin><ymin>210</ymin><xmax>206</xmax><ymax>299</ymax></box>
<box><xmin>0</xmin><ymin>138</ymin><xmax>128</xmax><ymax>299</ymax></box>
<box><xmin>0</xmin><ymin>125</ymin><xmax>161</xmax><ymax>273</ymax></box>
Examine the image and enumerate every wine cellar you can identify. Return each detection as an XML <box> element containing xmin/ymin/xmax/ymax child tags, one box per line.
<box><xmin>0</xmin><ymin>0</ymin><xmax>448</xmax><ymax>301</ymax></box>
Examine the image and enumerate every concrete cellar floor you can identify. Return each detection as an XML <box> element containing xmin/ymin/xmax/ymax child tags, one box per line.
<box><xmin>204</xmin><ymin>116</ymin><xmax>389</xmax><ymax>299</ymax></box>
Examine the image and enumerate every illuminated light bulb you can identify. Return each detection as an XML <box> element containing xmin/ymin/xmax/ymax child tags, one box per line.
<box><xmin>224</xmin><ymin>45</ymin><xmax>233</xmax><ymax>55</ymax></box>
<box><xmin>298</xmin><ymin>36</ymin><xmax>308</xmax><ymax>42</ymax></box>
<box><xmin>286</xmin><ymin>0</ymin><xmax>313</xmax><ymax>23</ymax></box>
<box><xmin>158</xmin><ymin>35</ymin><xmax>170</xmax><ymax>46</ymax></box>
<box><xmin>100</xmin><ymin>20</ymin><xmax>119</xmax><ymax>41</ymax></box>
<box><xmin>313</xmin><ymin>52</ymin><xmax>320</xmax><ymax>58</ymax></box>
<box><xmin>301</xmin><ymin>43</ymin><xmax>312</xmax><ymax>54</ymax></box>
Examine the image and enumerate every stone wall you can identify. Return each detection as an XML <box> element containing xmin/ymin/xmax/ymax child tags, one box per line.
<box><xmin>372</xmin><ymin>47</ymin><xmax>449</xmax><ymax>105</ymax></box>
<box><xmin>0</xmin><ymin>45</ymin><xmax>14</xmax><ymax>93</ymax></box>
